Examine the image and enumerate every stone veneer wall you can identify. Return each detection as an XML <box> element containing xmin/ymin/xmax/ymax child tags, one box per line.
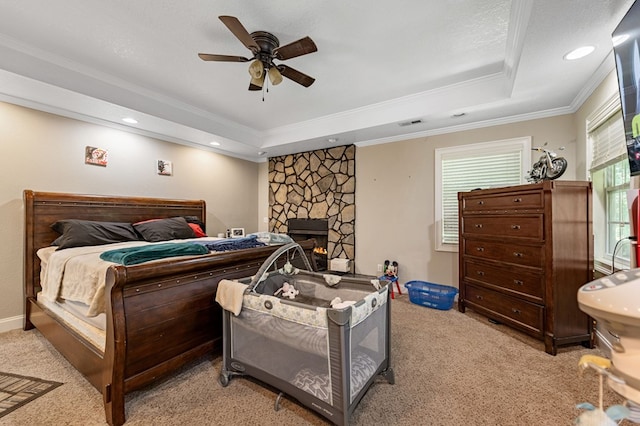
<box><xmin>268</xmin><ymin>145</ymin><xmax>355</xmax><ymax>260</ymax></box>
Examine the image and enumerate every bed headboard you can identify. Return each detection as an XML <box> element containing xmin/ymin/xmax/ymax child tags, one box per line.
<box><xmin>23</xmin><ymin>190</ymin><xmax>206</xmax><ymax>298</ymax></box>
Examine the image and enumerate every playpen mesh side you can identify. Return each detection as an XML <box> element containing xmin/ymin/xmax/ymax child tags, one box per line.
<box><xmin>348</xmin><ymin>302</ymin><xmax>388</xmax><ymax>403</ymax></box>
<box><xmin>230</xmin><ymin>309</ymin><xmax>332</xmax><ymax>402</ymax></box>
<box><xmin>231</xmin><ymin>273</ymin><xmax>388</xmax><ymax>407</ymax></box>
<box><xmin>230</xmin><ymin>302</ymin><xmax>388</xmax><ymax>406</ymax></box>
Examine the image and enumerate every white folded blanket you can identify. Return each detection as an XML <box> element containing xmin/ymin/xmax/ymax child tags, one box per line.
<box><xmin>330</xmin><ymin>296</ymin><xmax>356</xmax><ymax>310</ymax></box>
<box><xmin>215</xmin><ymin>279</ymin><xmax>249</xmax><ymax>316</ymax></box>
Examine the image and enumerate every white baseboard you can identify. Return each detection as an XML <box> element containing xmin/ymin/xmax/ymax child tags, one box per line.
<box><xmin>0</xmin><ymin>315</ymin><xmax>24</xmax><ymax>333</ymax></box>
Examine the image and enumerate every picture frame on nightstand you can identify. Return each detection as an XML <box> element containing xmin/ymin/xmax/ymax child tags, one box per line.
<box><xmin>230</xmin><ymin>228</ymin><xmax>245</xmax><ymax>238</ymax></box>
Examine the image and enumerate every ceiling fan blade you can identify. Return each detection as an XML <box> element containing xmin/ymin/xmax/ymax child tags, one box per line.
<box><xmin>219</xmin><ymin>15</ymin><xmax>259</xmax><ymax>54</ymax></box>
<box><xmin>198</xmin><ymin>53</ymin><xmax>250</xmax><ymax>62</ymax></box>
<box><xmin>273</xmin><ymin>36</ymin><xmax>317</xmax><ymax>60</ymax></box>
<box><xmin>277</xmin><ymin>65</ymin><xmax>315</xmax><ymax>87</ymax></box>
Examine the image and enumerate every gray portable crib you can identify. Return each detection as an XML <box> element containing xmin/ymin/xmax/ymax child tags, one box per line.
<box><xmin>218</xmin><ymin>242</ymin><xmax>394</xmax><ymax>425</ymax></box>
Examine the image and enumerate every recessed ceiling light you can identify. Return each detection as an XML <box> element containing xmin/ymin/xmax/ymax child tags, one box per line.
<box><xmin>258</xmin><ymin>151</ymin><xmax>267</xmax><ymax>156</ymax></box>
<box><xmin>327</xmin><ymin>138</ymin><xmax>338</xmax><ymax>143</ymax></box>
<box><xmin>122</xmin><ymin>117</ymin><xmax>138</xmax><ymax>124</ymax></box>
<box><xmin>563</xmin><ymin>45</ymin><xmax>595</xmax><ymax>60</ymax></box>
<box><xmin>613</xmin><ymin>34</ymin><xmax>629</xmax><ymax>47</ymax></box>
<box><xmin>210</xmin><ymin>141</ymin><xmax>220</xmax><ymax>146</ymax></box>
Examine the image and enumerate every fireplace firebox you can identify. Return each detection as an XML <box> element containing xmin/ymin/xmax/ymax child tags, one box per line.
<box><xmin>287</xmin><ymin>219</ymin><xmax>328</xmax><ymax>270</ymax></box>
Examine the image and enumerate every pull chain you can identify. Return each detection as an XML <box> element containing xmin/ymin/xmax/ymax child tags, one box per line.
<box><xmin>262</xmin><ymin>70</ymin><xmax>270</xmax><ymax>102</ymax></box>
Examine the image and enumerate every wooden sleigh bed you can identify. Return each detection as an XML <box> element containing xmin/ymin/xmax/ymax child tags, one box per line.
<box><xmin>23</xmin><ymin>190</ymin><xmax>317</xmax><ymax>425</ymax></box>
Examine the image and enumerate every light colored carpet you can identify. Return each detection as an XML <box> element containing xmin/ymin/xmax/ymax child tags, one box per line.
<box><xmin>0</xmin><ymin>296</ymin><xmax>630</xmax><ymax>425</ymax></box>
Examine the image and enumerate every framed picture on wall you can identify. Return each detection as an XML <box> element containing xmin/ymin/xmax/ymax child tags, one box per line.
<box><xmin>230</xmin><ymin>228</ymin><xmax>245</xmax><ymax>238</ymax></box>
<box><xmin>85</xmin><ymin>146</ymin><xmax>108</xmax><ymax>166</ymax></box>
<box><xmin>157</xmin><ymin>160</ymin><xmax>173</xmax><ymax>176</ymax></box>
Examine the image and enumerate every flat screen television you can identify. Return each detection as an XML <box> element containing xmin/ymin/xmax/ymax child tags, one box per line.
<box><xmin>613</xmin><ymin>0</ymin><xmax>640</xmax><ymax>175</ymax></box>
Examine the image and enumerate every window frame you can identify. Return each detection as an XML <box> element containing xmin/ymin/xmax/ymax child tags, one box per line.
<box><xmin>587</xmin><ymin>94</ymin><xmax>630</xmax><ymax>273</ymax></box>
<box><xmin>434</xmin><ymin>137</ymin><xmax>531</xmax><ymax>252</ymax></box>
<box><xmin>605</xmin><ymin>161</ymin><xmax>631</xmax><ymax>262</ymax></box>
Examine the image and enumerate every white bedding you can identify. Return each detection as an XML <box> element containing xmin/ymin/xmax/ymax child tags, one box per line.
<box><xmin>37</xmin><ymin>293</ymin><xmax>107</xmax><ymax>352</ymax></box>
<box><xmin>37</xmin><ymin>238</ymin><xmax>222</xmax><ymax>317</ymax></box>
<box><xmin>38</xmin><ymin>241</ymin><xmax>148</xmax><ymax>317</ymax></box>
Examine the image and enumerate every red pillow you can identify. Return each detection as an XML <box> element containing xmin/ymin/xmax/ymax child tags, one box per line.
<box><xmin>188</xmin><ymin>223</ymin><xmax>207</xmax><ymax>237</ymax></box>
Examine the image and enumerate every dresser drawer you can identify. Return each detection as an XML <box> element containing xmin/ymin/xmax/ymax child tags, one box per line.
<box><xmin>463</xmin><ymin>259</ymin><xmax>544</xmax><ymax>302</ymax></box>
<box><xmin>465</xmin><ymin>284</ymin><xmax>543</xmax><ymax>335</ymax></box>
<box><xmin>464</xmin><ymin>239</ymin><xmax>544</xmax><ymax>268</ymax></box>
<box><xmin>462</xmin><ymin>214</ymin><xmax>543</xmax><ymax>240</ymax></box>
<box><xmin>461</xmin><ymin>190</ymin><xmax>543</xmax><ymax>212</ymax></box>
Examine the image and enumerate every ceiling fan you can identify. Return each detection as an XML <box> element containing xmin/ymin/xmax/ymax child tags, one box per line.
<box><xmin>199</xmin><ymin>16</ymin><xmax>317</xmax><ymax>91</ymax></box>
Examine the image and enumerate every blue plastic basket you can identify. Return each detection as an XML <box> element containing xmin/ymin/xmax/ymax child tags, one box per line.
<box><xmin>404</xmin><ymin>281</ymin><xmax>458</xmax><ymax>310</ymax></box>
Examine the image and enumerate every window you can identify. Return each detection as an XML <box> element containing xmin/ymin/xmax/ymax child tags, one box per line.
<box><xmin>588</xmin><ymin>95</ymin><xmax>629</xmax><ymax>272</ymax></box>
<box><xmin>606</xmin><ymin>161</ymin><xmax>631</xmax><ymax>262</ymax></box>
<box><xmin>435</xmin><ymin>137</ymin><xmax>530</xmax><ymax>251</ymax></box>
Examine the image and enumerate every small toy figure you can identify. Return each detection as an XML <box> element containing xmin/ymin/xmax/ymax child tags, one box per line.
<box><xmin>274</xmin><ymin>282</ymin><xmax>299</xmax><ymax>299</ymax></box>
<box><xmin>379</xmin><ymin>260</ymin><xmax>401</xmax><ymax>299</ymax></box>
<box><xmin>279</xmin><ymin>261</ymin><xmax>298</xmax><ymax>275</ymax></box>
<box><xmin>383</xmin><ymin>260</ymin><xmax>398</xmax><ymax>278</ymax></box>
<box><xmin>386</xmin><ymin>263</ymin><xmax>397</xmax><ymax>277</ymax></box>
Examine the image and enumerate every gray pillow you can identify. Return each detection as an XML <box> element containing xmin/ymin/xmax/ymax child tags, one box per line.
<box><xmin>133</xmin><ymin>217</ymin><xmax>196</xmax><ymax>242</ymax></box>
<box><xmin>51</xmin><ymin>219</ymin><xmax>140</xmax><ymax>250</ymax></box>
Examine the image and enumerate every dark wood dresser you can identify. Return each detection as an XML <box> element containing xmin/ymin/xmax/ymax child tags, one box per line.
<box><xmin>457</xmin><ymin>181</ymin><xmax>593</xmax><ymax>355</ymax></box>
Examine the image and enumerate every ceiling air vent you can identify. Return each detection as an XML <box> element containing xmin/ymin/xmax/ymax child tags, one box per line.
<box><xmin>398</xmin><ymin>119</ymin><xmax>423</xmax><ymax>127</ymax></box>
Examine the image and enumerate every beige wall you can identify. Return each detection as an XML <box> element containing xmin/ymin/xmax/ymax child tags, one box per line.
<box><xmin>355</xmin><ymin>114</ymin><xmax>578</xmax><ymax>287</ymax></box>
<box><xmin>0</xmin><ymin>102</ymin><xmax>260</xmax><ymax>330</ymax></box>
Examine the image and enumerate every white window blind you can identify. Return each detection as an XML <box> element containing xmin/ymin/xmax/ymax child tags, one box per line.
<box><xmin>436</xmin><ymin>138</ymin><xmax>528</xmax><ymax>249</ymax></box>
<box><xmin>590</xmin><ymin>109</ymin><xmax>626</xmax><ymax>170</ymax></box>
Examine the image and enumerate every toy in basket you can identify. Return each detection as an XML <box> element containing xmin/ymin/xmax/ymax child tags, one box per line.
<box><xmin>405</xmin><ymin>280</ymin><xmax>458</xmax><ymax>310</ymax></box>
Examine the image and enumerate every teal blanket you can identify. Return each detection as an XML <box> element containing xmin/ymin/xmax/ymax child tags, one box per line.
<box><xmin>100</xmin><ymin>242</ymin><xmax>209</xmax><ymax>265</ymax></box>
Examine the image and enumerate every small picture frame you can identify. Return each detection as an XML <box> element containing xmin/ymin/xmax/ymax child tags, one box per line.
<box><xmin>85</xmin><ymin>146</ymin><xmax>108</xmax><ymax>166</ymax></box>
<box><xmin>157</xmin><ymin>160</ymin><xmax>173</xmax><ymax>176</ymax></box>
<box><xmin>230</xmin><ymin>228</ymin><xmax>245</xmax><ymax>238</ymax></box>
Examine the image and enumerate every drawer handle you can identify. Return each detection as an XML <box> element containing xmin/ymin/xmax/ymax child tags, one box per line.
<box><xmin>474</xmin><ymin>224</ymin><xmax>483</xmax><ymax>228</ymax></box>
<box><xmin>511</xmin><ymin>225</ymin><xmax>520</xmax><ymax>230</ymax></box>
<box><xmin>476</xmin><ymin>295</ymin><xmax>483</xmax><ymax>300</ymax></box>
<box><xmin>476</xmin><ymin>247</ymin><xmax>485</xmax><ymax>252</ymax></box>
<box><xmin>476</xmin><ymin>271</ymin><xmax>485</xmax><ymax>276</ymax></box>
<box><xmin>477</xmin><ymin>200</ymin><xmax>484</xmax><ymax>205</ymax></box>
<box><xmin>513</xmin><ymin>252</ymin><xmax>524</xmax><ymax>258</ymax></box>
<box><xmin>513</xmin><ymin>198</ymin><xmax>522</xmax><ymax>203</ymax></box>
<box><xmin>514</xmin><ymin>279</ymin><xmax>524</xmax><ymax>285</ymax></box>
<box><xmin>512</xmin><ymin>308</ymin><xmax>521</xmax><ymax>315</ymax></box>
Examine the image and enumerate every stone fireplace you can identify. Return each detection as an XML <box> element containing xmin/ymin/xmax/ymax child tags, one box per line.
<box><xmin>268</xmin><ymin>145</ymin><xmax>355</xmax><ymax>267</ymax></box>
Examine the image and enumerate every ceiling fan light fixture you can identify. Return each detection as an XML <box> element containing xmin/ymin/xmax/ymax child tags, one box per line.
<box><xmin>250</xmin><ymin>74</ymin><xmax>264</xmax><ymax>88</ymax></box>
<box><xmin>268</xmin><ymin>66</ymin><xmax>283</xmax><ymax>85</ymax></box>
<box><xmin>248</xmin><ymin>59</ymin><xmax>264</xmax><ymax>79</ymax></box>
